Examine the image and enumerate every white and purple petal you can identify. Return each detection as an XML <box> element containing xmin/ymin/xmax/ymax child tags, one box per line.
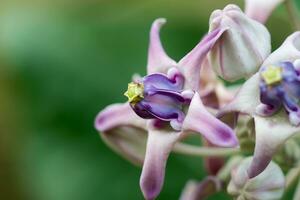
<box><xmin>95</xmin><ymin>103</ymin><xmax>147</xmax><ymax>165</ymax></box>
<box><xmin>183</xmin><ymin>92</ymin><xmax>239</xmax><ymax>147</ymax></box>
<box><xmin>140</xmin><ymin>127</ymin><xmax>180</xmax><ymax>200</ymax></box>
<box><xmin>179</xmin><ymin>28</ymin><xmax>226</xmax><ymax>92</ymax></box>
<box><xmin>245</xmin><ymin>0</ymin><xmax>285</xmax><ymax>23</ymax></box>
<box><xmin>147</xmin><ymin>18</ymin><xmax>177</xmax><ymax>74</ymax></box>
<box><xmin>248</xmin><ymin>113</ymin><xmax>300</xmax><ymax>178</ymax></box>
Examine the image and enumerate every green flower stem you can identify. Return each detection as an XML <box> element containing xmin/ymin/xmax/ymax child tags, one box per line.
<box><xmin>285</xmin><ymin>167</ymin><xmax>300</xmax><ymax>189</ymax></box>
<box><xmin>294</xmin><ymin>179</ymin><xmax>300</xmax><ymax>200</ymax></box>
<box><xmin>173</xmin><ymin>143</ymin><xmax>240</xmax><ymax>157</ymax></box>
<box><xmin>284</xmin><ymin>0</ymin><xmax>300</xmax><ymax>30</ymax></box>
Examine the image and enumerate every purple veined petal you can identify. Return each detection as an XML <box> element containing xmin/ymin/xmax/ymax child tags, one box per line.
<box><xmin>183</xmin><ymin>92</ymin><xmax>239</xmax><ymax>147</ymax></box>
<box><xmin>218</xmin><ymin>73</ymin><xmax>261</xmax><ymax>117</ymax></box>
<box><xmin>244</xmin><ymin>0</ymin><xmax>285</xmax><ymax>23</ymax></box>
<box><xmin>143</xmin><ymin>70</ymin><xmax>183</xmax><ymax>93</ymax></box>
<box><xmin>147</xmin><ymin>18</ymin><xmax>177</xmax><ymax>74</ymax></box>
<box><xmin>95</xmin><ymin>103</ymin><xmax>147</xmax><ymax>165</ymax></box>
<box><xmin>140</xmin><ymin>127</ymin><xmax>180</xmax><ymax>200</ymax></box>
<box><xmin>178</xmin><ymin>28</ymin><xmax>227</xmax><ymax>92</ymax></box>
<box><xmin>263</xmin><ymin>32</ymin><xmax>300</xmax><ymax>66</ymax></box>
<box><xmin>179</xmin><ymin>177</ymin><xmax>222</xmax><ymax>200</ymax></box>
<box><xmin>248</xmin><ymin>112</ymin><xmax>300</xmax><ymax>178</ymax></box>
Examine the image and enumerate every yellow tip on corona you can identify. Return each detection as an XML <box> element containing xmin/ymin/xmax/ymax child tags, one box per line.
<box><xmin>124</xmin><ymin>82</ymin><xmax>144</xmax><ymax>104</ymax></box>
<box><xmin>261</xmin><ymin>66</ymin><xmax>282</xmax><ymax>85</ymax></box>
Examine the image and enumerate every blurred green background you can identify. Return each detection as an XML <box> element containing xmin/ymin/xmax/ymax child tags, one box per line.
<box><xmin>0</xmin><ymin>0</ymin><xmax>298</xmax><ymax>199</ymax></box>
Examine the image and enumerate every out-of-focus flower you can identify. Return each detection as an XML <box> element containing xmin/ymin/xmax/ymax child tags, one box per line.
<box><xmin>228</xmin><ymin>156</ymin><xmax>285</xmax><ymax>200</ymax></box>
<box><xmin>208</xmin><ymin>4</ymin><xmax>271</xmax><ymax>82</ymax></box>
<box><xmin>179</xmin><ymin>177</ymin><xmax>222</xmax><ymax>200</ymax></box>
<box><xmin>245</xmin><ymin>0</ymin><xmax>285</xmax><ymax>23</ymax></box>
<box><xmin>219</xmin><ymin>31</ymin><xmax>300</xmax><ymax>178</ymax></box>
<box><xmin>95</xmin><ymin>18</ymin><xmax>238</xmax><ymax>200</ymax></box>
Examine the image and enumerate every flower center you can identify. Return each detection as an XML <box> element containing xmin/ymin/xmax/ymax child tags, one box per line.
<box><xmin>258</xmin><ymin>62</ymin><xmax>300</xmax><ymax>126</ymax></box>
<box><xmin>124</xmin><ymin>82</ymin><xmax>144</xmax><ymax>105</ymax></box>
<box><xmin>261</xmin><ymin>65</ymin><xmax>282</xmax><ymax>85</ymax></box>
<box><xmin>123</xmin><ymin>69</ymin><xmax>190</xmax><ymax>131</ymax></box>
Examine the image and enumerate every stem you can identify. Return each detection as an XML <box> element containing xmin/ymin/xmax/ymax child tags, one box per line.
<box><xmin>294</xmin><ymin>178</ymin><xmax>300</xmax><ymax>200</ymax></box>
<box><xmin>285</xmin><ymin>167</ymin><xmax>300</xmax><ymax>189</ymax></box>
<box><xmin>173</xmin><ymin>143</ymin><xmax>240</xmax><ymax>157</ymax></box>
<box><xmin>284</xmin><ymin>0</ymin><xmax>300</xmax><ymax>30</ymax></box>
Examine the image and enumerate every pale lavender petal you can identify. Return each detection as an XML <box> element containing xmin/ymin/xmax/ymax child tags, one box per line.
<box><xmin>140</xmin><ymin>128</ymin><xmax>180</xmax><ymax>200</ymax></box>
<box><xmin>95</xmin><ymin>103</ymin><xmax>147</xmax><ymax>165</ymax></box>
<box><xmin>95</xmin><ymin>103</ymin><xmax>146</xmax><ymax>132</ymax></box>
<box><xmin>183</xmin><ymin>92</ymin><xmax>239</xmax><ymax>147</ymax></box>
<box><xmin>218</xmin><ymin>73</ymin><xmax>260</xmax><ymax>117</ymax></box>
<box><xmin>178</xmin><ymin>28</ymin><xmax>226</xmax><ymax>91</ymax></box>
<box><xmin>248</xmin><ymin>113</ymin><xmax>300</xmax><ymax>178</ymax></box>
<box><xmin>147</xmin><ymin>18</ymin><xmax>177</xmax><ymax>74</ymax></box>
<box><xmin>245</xmin><ymin>0</ymin><xmax>285</xmax><ymax>23</ymax></box>
<box><xmin>263</xmin><ymin>32</ymin><xmax>300</xmax><ymax>66</ymax></box>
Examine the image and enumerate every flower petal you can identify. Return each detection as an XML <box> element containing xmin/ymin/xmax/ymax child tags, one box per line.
<box><xmin>147</xmin><ymin>18</ymin><xmax>177</xmax><ymax>74</ymax></box>
<box><xmin>219</xmin><ymin>73</ymin><xmax>260</xmax><ymax>117</ymax></box>
<box><xmin>245</xmin><ymin>0</ymin><xmax>285</xmax><ymax>23</ymax></box>
<box><xmin>248</xmin><ymin>112</ymin><xmax>300</xmax><ymax>178</ymax></box>
<box><xmin>178</xmin><ymin>28</ymin><xmax>226</xmax><ymax>91</ymax></box>
<box><xmin>183</xmin><ymin>92</ymin><xmax>239</xmax><ymax>147</ymax></box>
<box><xmin>95</xmin><ymin>103</ymin><xmax>147</xmax><ymax>165</ymax></box>
<box><xmin>140</xmin><ymin>128</ymin><xmax>180</xmax><ymax>200</ymax></box>
<box><xmin>263</xmin><ymin>32</ymin><xmax>300</xmax><ymax>65</ymax></box>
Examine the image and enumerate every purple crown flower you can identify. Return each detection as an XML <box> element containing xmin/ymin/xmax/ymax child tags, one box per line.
<box><xmin>124</xmin><ymin>69</ymin><xmax>193</xmax><ymax>130</ymax></box>
<box><xmin>95</xmin><ymin>18</ymin><xmax>238</xmax><ymax>200</ymax></box>
<box><xmin>258</xmin><ymin>62</ymin><xmax>300</xmax><ymax>125</ymax></box>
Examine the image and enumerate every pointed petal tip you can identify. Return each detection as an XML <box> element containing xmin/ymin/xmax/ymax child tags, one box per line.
<box><xmin>140</xmin><ymin>178</ymin><xmax>160</xmax><ymax>200</ymax></box>
<box><xmin>139</xmin><ymin>129</ymin><xmax>180</xmax><ymax>200</ymax></box>
<box><xmin>153</xmin><ymin>18</ymin><xmax>167</xmax><ymax>26</ymax></box>
<box><xmin>94</xmin><ymin>110</ymin><xmax>107</xmax><ymax>132</ymax></box>
<box><xmin>247</xmin><ymin>158</ymin><xmax>272</xmax><ymax>179</ymax></box>
<box><xmin>147</xmin><ymin>18</ymin><xmax>176</xmax><ymax>74</ymax></box>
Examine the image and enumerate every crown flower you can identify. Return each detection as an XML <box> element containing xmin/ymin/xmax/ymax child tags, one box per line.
<box><xmin>94</xmin><ymin>2</ymin><xmax>300</xmax><ymax>199</ymax></box>
<box><xmin>95</xmin><ymin>18</ymin><xmax>238</xmax><ymax>200</ymax></box>
<box><xmin>219</xmin><ymin>32</ymin><xmax>300</xmax><ymax>178</ymax></box>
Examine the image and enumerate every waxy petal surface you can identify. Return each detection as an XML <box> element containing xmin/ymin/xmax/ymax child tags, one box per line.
<box><xmin>147</xmin><ymin>18</ymin><xmax>177</xmax><ymax>74</ymax></box>
<box><xmin>95</xmin><ymin>103</ymin><xmax>147</xmax><ymax>165</ymax></box>
<box><xmin>245</xmin><ymin>0</ymin><xmax>285</xmax><ymax>23</ymax></box>
<box><xmin>140</xmin><ymin>128</ymin><xmax>180</xmax><ymax>200</ymax></box>
<box><xmin>179</xmin><ymin>28</ymin><xmax>226</xmax><ymax>91</ymax></box>
<box><xmin>183</xmin><ymin>93</ymin><xmax>239</xmax><ymax>147</ymax></box>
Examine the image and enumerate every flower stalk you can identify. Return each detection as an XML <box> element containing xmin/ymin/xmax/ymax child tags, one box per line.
<box><xmin>173</xmin><ymin>143</ymin><xmax>240</xmax><ymax>157</ymax></box>
<box><xmin>284</xmin><ymin>0</ymin><xmax>300</xmax><ymax>30</ymax></box>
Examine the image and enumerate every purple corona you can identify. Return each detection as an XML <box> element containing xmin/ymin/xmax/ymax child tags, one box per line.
<box><xmin>124</xmin><ymin>68</ymin><xmax>193</xmax><ymax>130</ymax></box>
<box><xmin>258</xmin><ymin>62</ymin><xmax>300</xmax><ymax>125</ymax></box>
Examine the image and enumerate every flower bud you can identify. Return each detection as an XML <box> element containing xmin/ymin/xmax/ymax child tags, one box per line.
<box><xmin>227</xmin><ymin>157</ymin><xmax>285</xmax><ymax>200</ymax></box>
<box><xmin>208</xmin><ymin>4</ymin><xmax>271</xmax><ymax>81</ymax></box>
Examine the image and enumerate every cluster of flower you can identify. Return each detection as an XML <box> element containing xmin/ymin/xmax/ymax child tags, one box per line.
<box><xmin>95</xmin><ymin>0</ymin><xmax>300</xmax><ymax>199</ymax></box>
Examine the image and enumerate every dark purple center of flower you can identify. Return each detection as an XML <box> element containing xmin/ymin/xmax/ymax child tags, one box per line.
<box><xmin>259</xmin><ymin>62</ymin><xmax>300</xmax><ymax>125</ymax></box>
<box><xmin>124</xmin><ymin>68</ymin><xmax>193</xmax><ymax>130</ymax></box>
